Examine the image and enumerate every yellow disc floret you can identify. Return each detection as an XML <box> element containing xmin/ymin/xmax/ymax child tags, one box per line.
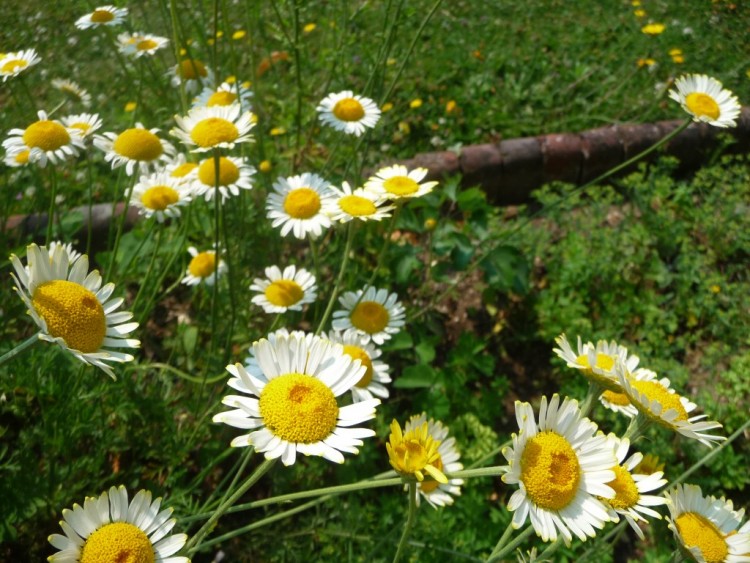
<box><xmin>80</xmin><ymin>522</ymin><xmax>155</xmax><ymax>563</ymax></box>
<box><xmin>259</xmin><ymin>373</ymin><xmax>339</xmax><ymax>443</ymax></box>
<box><xmin>32</xmin><ymin>280</ymin><xmax>106</xmax><ymax>354</ymax></box>
<box><xmin>631</xmin><ymin>379</ymin><xmax>688</xmax><ymax>424</ymax></box>
<box><xmin>90</xmin><ymin>9</ymin><xmax>115</xmax><ymax>23</ymax></box>
<box><xmin>685</xmin><ymin>93</ymin><xmax>720</xmax><ymax>121</ymax></box>
<box><xmin>601</xmin><ymin>389</ymin><xmax>631</xmax><ymax>407</ymax></box>
<box><xmin>137</xmin><ymin>39</ymin><xmax>158</xmax><ymax>52</ymax></box>
<box><xmin>339</xmin><ymin>195</ymin><xmax>376</xmax><ymax>217</ymax></box>
<box><xmin>603</xmin><ymin>465</ymin><xmax>640</xmax><ymax>510</ymax></box>
<box><xmin>350</xmin><ymin>301</ymin><xmax>389</xmax><ymax>334</ymax></box>
<box><xmin>15</xmin><ymin>150</ymin><xmax>30</xmax><ymax>164</ymax></box>
<box><xmin>141</xmin><ymin>186</ymin><xmax>179</xmax><ymax>211</ymax></box>
<box><xmin>22</xmin><ymin>120</ymin><xmax>70</xmax><ymax>151</ymax></box>
<box><xmin>1</xmin><ymin>59</ymin><xmax>28</xmax><ymax>73</ymax></box>
<box><xmin>342</xmin><ymin>345</ymin><xmax>374</xmax><ymax>388</ymax></box>
<box><xmin>520</xmin><ymin>431</ymin><xmax>581</xmax><ymax>510</ymax></box>
<box><xmin>674</xmin><ymin>512</ymin><xmax>728</xmax><ymax>563</ymax></box>
<box><xmin>188</xmin><ymin>252</ymin><xmax>217</xmax><ymax>279</ymax></box>
<box><xmin>170</xmin><ymin>162</ymin><xmax>197</xmax><ymax>178</ymax></box>
<box><xmin>419</xmin><ymin>455</ymin><xmax>444</xmax><ymax>493</ymax></box>
<box><xmin>113</xmin><ymin>129</ymin><xmax>163</xmax><ymax>161</ymax></box>
<box><xmin>386</xmin><ymin>420</ymin><xmax>447</xmax><ymax>483</ymax></box>
<box><xmin>179</xmin><ymin>59</ymin><xmax>207</xmax><ymax>79</ymax></box>
<box><xmin>207</xmin><ymin>91</ymin><xmax>237</xmax><ymax>106</ymax></box>
<box><xmin>190</xmin><ymin>117</ymin><xmax>239</xmax><ymax>148</ymax></box>
<box><xmin>383</xmin><ymin>176</ymin><xmax>419</xmax><ymax>196</ymax></box>
<box><xmin>198</xmin><ymin>156</ymin><xmax>239</xmax><ymax>187</ymax></box>
<box><xmin>283</xmin><ymin>188</ymin><xmax>321</xmax><ymax>219</ymax></box>
<box><xmin>264</xmin><ymin>279</ymin><xmax>304</xmax><ymax>307</ymax></box>
<box><xmin>332</xmin><ymin>98</ymin><xmax>365</xmax><ymax>122</ymax></box>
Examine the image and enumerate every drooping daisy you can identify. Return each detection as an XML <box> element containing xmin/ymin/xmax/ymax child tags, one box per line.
<box><xmin>170</xmin><ymin>58</ymin><xmax>214</xmax><ymax>94</ymax></box>
<box><xmin>402</xmin><ymin>414</ymin><xmax>463</xmax><ymax>508</ymax></box>
<box><xmin>501</xmin><ymin>394</ymin><xmax>617</xmax><ymax>545</ymax></box>
<box><xmin>316</xmin><ymin>90</ymin><xmax>381</xmax><ymax>136</ymax></box>
<box><xmin>48</xmin><ymin>485</ymin><xmax>188</xmax><ymax>563</ymax></box>
<box><xmin>181</xmin><ymin>246</ymin><xmax>226</xmax><ymax>286</ymax></box>
<box><xmin>325</xmin><ymin>329</ymin><xmax>391</xmax><ymax>403</ymax></box>
<box><xmin>599</xmin><ymin>435</ymin><xmax>668</xmax><ymax>540</ymax></box>
<box><xmin>364</xmin><ymin>164</ymin><xmax>438</xmax><ymax>200</ymax></box>
<box><xmin>61</xmin><ymin>113</ymin><xmax>103</xmax><ymax>140</ymax></box>
<box><xmin>74</xmin><ymin>5</ymin><xmax>128</xmax><ymax>29</ymax></box>
<box><xmin>266</xmin><ymin>172</ymin><xmax>337</xmax><ymax>239</ymax></box>
<box><xmin>331</xmin><ymin>286</ymin><xmax>405</xmax><ymax>345</ymax></box>
<box><xmin>213</xmin><ymin>331</ymin><xmax>380</xmax><ymax>466</ymax></box>
<box><xmin>130</xmin><ymin>171</ymin><xmax>193</xmax><ymax>222</ymax></box>
<box><xmin>193</xmin><ymin>155</ymin><xmax>255</xmax><ymax>202</ymax></box>
<box><xmin>599</xmin><ymin>388</ymin><xmax>639</xmax><ymax>418</ymax></box>
<box><xmin>553</xmin><ymin>333</ymin><xmax>640</xmax><ymax>392</ymax></box>
<box><xmin>250</xmin><ymin>264</ymin><xmax>317</xmax><ymax>314</ymax></box>
<box><xmin>194</xmin><ymin>81</ymin><xmax>253</xmax><ymax>110</ymax></box>
<box><xmin>9</xmin><ymin>243</ymin><xmax>140</xmax><ymax>379</ymax></box>
<box><xmin>666</xmin><ymin>484</ymin><xmax>750</xmax><ymax>562</ymax></box>
<box><xmin>329</xmin><ymin>181</ymin><xmax>394</xmax><ymax>223</ymax></box>
<box><xmin>616</xmin><ymin>363</ymin><xmax>725</xmax><ymax>447</ymax></box>
<box><xmin>51</xmin><ymin>78</ymin><xmax>92</xmax><ymax>107</ymax></box>
<box><xmin>118</xmin><ymin>32</ymin><xmax>169</xmax><ymax>58</ymax></box>
<box><xmin>3</xmin><ymin>110</ymin><xmax>85</xmax><ymax>167</ymax></box>
<box><xmin>0</xmin><ymin>48</ymin><xmax>41</xmax><ymax>81</ymax></box>
<box><xmin>172</xmin><ymin>104</ymin><xmax>256</xmax><ymax>152</ymax></box>
<box><xmin>94</xmin><ymin>124</ymin><xmax>176</xmax><ymax>176</ymax></box>
<box><xmin>668</xmin><ymin>74</ymin><xmax>741</xmax><ymax>128</ymax></box>
<box><xmin>387</xmin><ymin>417</ymin><xmax>448</xmax><ymax>484</ymax></box>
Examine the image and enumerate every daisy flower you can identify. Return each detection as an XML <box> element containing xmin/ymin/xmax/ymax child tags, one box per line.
<box><xmin>387</xmin><ymin>417</ymin><xmax>448</xmax><ymax>484</ymax></box>
<box><xmin>51</xmin><ymin>78</ymin><xmax>92</xmax><ymax>107</ymax></box>
<box><xmin>74</xmin><ymin>6</ymin><xmax>128</xmax><ymax>29</ymax></box>
<box><xmin>118</xmin><ymin>32</ymin><xmax>169</xmax><ymax>58</ymax></box>
<box><xmin>165</xmin><ymin>153</ymin><xmax>199</xmax><ymax>183</ymax></box>
<box><xmin>4</xmin><ymin>149</ymin><xmax>30</xmax><ymax>167</ymax></box>
<box><xmin>599</xmin><ymin>435</ymin><xmax>668</xmax><ymax>540</ymax></box>
<box><xmin>193</xmin><ymin>155</ymin><xmax>255</xmax><ymax>202</ymax></box>
<box><xmin>501</xmin><ymin>394</ymin><xmax>617</xmax><ymax>545</ymax></box>
<box><xmin>194</xmin><ymin>81</ymin><xmax>253</xmax><ymax>110</ymax></box>
<box><xmin>130</xmin><ymin>171</ymin><xmax>193</xmax><ymax>222</ymax></box>
<box><xmin>181</xmin><ymin>246</ymin><xmax>226</xmax><ymax>286</ymax></box>
<box><xmin>46</xmin><ymin>241</ymin><xmax>82</xmax><ymax>266</ymax></box>
<box><xmin>669</xmin><ymin>74</ymin><xmax>741</xmax><ymax>128</ymax></box>
<box><xmin>61</xmin><ymin>113</ymin><xmax>103</xmax><ymax>140</ymax></box>
<box><xmin>250</xmin><ymin>264</ymin><xmax>317</xmax><ymax>314</ymax></box>
<box><xmin>170</xmin><ymin>58</ymin><xmax>214</xmax><ymax>95</ymax></box>
<box><xmin>9</xmin><ymin>243</ymin><xmax>139</xmax><ymax>379</ymax></box>
<box><xmin>666</xmin><ymin>484</ymin><xmax>750</xmax><ymax>562</ymax></box>
<box><xmin>616</xmin><ymin>363</ymin><xmax>725</xmax><ymax>447</ymax></box>
<box><xmin>0</xmin><ymin>49</ymin><xmax>41</xmax><ymax>81</ymax></box>
<box><xmin>172</xmin><ymin>104</ymin><xmax>256</xmax><ymax>152</ymax></box>
<box><xmin>364</xmin><ymin>164</ymin><xmax>438</xmax><ymax>200</ymax></box>
<box><xmin>266</xmin><ymin>172</ymin><xmax>337</xmax><ymax>239</ymax></box>
<box><xmin>329</xmin><ymin>181</ymin><xmax>394</xmax><ymax>223</ymax></box>
<box><xmin>48</xmin><ymin>485</ymin><xmax>188</xmax><ymax>563</ymax></box>
<box><xmin>325</xmin><ymin>329</ymin><xmax>391</xmax><ymax>403</ymax></box>
<box><xmin>553</xmin><ymin>333</ymin><xmax>640</xmax><ymax>392</ymax></box>
<box><xmin>331</xmin><ymin>286</ymin><xmax>405</xmax><ymax>345</ymax></box>
<box><xmin>213</xmin><ymin>331</ymin><xmax>380</xmax><ymax>466</ymax></box>
<box><xmin>599</xmin><ymin>388</ymin><xmax>639</xmax><ymax>418</ymax></box>
<box><xmin>94</xmin><ymin>124</ymin><xmax>176</xmax><ymax>176</ymax></box>
<box><xmin>3</xmin><ymin>110</ymin><xmax>85</xmax><ymax>167</ymax></box>
<box><xmin>316</xmin><ymin>90</ymin><xmax>381</xmax><ymax>136</ymax></box>
<box><xmin>402</xmin><ymin>414</ymin><xmax>463</xmax><ymax>508</ymax></box>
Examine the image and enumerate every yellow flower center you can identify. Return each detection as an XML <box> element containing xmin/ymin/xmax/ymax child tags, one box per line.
<box><xmin>113</xmin><ymin>129</ymin><xmax>163</xmax><ymax>162</ymax></box>
<box><xmin>631</xmin><ymin>379</ymin><xmax>688</xmax><ymax>423</ymax></box>
<box><xmin>264</xmin><ymin>279</ymin><xmax>304</xmax><ymax>307</ymax></box>
<box><xmin>1</xmin><ymin>58</ymin><xmax>28</xmax><ymax>73</ymax></box>
<box><xmin>601</xmin><ymin>389</ymin><xmax>631</xmax><ymax>406</ymax></box>
<box><xmin>141</xmin><ymin>185</ymin><xmax>179</xmax><ymax>211</ymax></box>
<box><xmin>383</xmin><ymin>176</ymin><xmax>419</xmax><ymax>196</ymax></box>
<box><xmin>137</xmin><ymin>39</ymin><xmax>158</xmax><ymax>52</ymax></box>
<box><xmin>170</xmin><ymin>162</ymin><xmax>198</xmax><ymax>178</ymax></box>
<box><xmin>179</xmin><ymin>59</ymin><xmax>207</xmax><ymax>79</ymax></box>
<box><xmin>15</xmin><ymin>150</ymin><xmax>30</xmax><ymax>164</ymax></box>
<box><xmin>332</xmin><ymin>98</ymin><xmax>365</xmax><ymax>122</ymax></box>
<box><xmin>339</xmin><ymin>194</ymin><xmax>376</xmax><ymax>217</ymax></box>
<box><xmin>342</xmin><ymin>345</ymin><xmax>374</xmax><ymax>388</ymax></box>
<box><xmin>80</xmin><ymin>522</ymin><xmax>155</xmax><ymax>563</ymax></box>
<box><xmin>685</xmin><ymin>93</ymin><xmax>720</xmax><ymax>120</ymax></box>
<box><xmin>419</xmin><ymin>455</ymin><xmax>444</xmax><ymax>493</ymax></box>
<box><xmin>520</xmin><ymin>431</ymin><xmax>581</xmax><ymax>511</ymax></box>
<box><xmin>259</xmin><ymin>373</ymin><xmax>339</xmax><ymax>443</ymax></box>
<box><xmin>90</xmin><ymin>9</ymin><xmax>115</xmax><ymax>23</ymax></box>
<box><xmin>198</xmin><ymin>156</ymin><xmax>239</xmax><ymax>187</ymax></box>
<box><xmin>633</xmin><ymin>453</ymin><xmax>664</xmax><ymax>475</ymax></box>
<box><xmin>603</xmin><ymin>465</ymin><xmax>640</xmax><ymax>510</ymax></box>
<box><xmin>31</xmin><ymin>280</ymin><xmax>106</xmax><ymax>353</ymax></box>
<box><xmin>207</xmin><ymin>91</ymin><xmax>237</xmax><ymax>106</ymax></box>
<box><xmin>574</xmin><ymin>352</ymin><xmax>620</xmax><ymax>390</ymax></box>
<box><xmin>283</xmin><ymin>188</ymin><xmax>321</xmax><ymax>219</ymax></box>
<box><xmin>675</xmin><ymin>512</ymin><xmax>728</xmax><ymax>563</ymax></box>
<box><xmin>188</xmin><ymin>252</ymin><xmax>217</xmax><ymax>278</ymax></box>
<box><xmin>22</xmin><ymin>120</ymin><xmax>70</xmax><ymax>151</ymax></box>
<box><xmin>190</xmin><ymin>117</ymin><xmax>239</xmax><ymax>148</ymax></box>
<box><xmin>387</xmin><ymin>421</ymin><xmax>446</xmax><ymax>482</ymax></box>
<box><xmin>575</xmin><ymin>352</ymin><xmax>615</xmax><ymax>372</ymax></box>
<box><xmin>350</xmin><ymin>301</ymin><xmax>389</xmax><ymax>334</ymax></box>
<box><xmin>69</xmin><ymin>122</ymin><xmax>92</xmax><ymax>134</ymax></box>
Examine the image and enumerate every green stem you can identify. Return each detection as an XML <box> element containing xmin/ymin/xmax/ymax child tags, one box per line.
<box><xmin>487</xmin><ymin>525</ymin><xmax>534</xmax><ymax>562</ymax></box>
<box><xmin>168</xmin><ymin>0</ymin><xmax>188</xmax><ymax>113</ymax></box>
<box><xmin>316</xmin><ymin>221</ymin><xmax>357</xmax><ymax>334</ymax></box>
<box><xmin>131</xmin><ymin>225</ymin><xmax>161</xmax><ymax>318</ymax></box>
<box><xmin>363</xmin><ymin>205</ymin><xmax>401</xmax><ymax>290</ymax></box>
<box><xmin>536</xmin><ymin>536</ymin><xmax>563</xmax><ymax>561</ymax></box>
<box><xmin>393</xmin><ymin>482</ymin><xmax>418</xmax><ymax>563</ymax></box>
<box><xmin>623</xmin><ymin>411</ymin><xmax>651</xmax><ymax>442</ymax></box>
<box><xmin>85</xmin><ymin>149</ymin><xmax>95</xmax><ymax>257</ymax></box>
<box><xmin>291</xmin><ymin>0</ymin><xmax>303</xmax><ymax>171</ymax></box>
<box><xmin>579</xmin><ymin>380</ymin><xmax>603</xmax><ymax>418</ymax></box>
<box><xmin>0</xmin><ymin>333</ymin><xmax>40</xmax><ymax>366</ymax></box>
<box><xmin>204</xmin><ymin>150</ymin><xmax>223</xmax><ymax>387</ymax></box>
<box><xmin>45</xmin><ymin>166</ymin><xmax>58</xmax><ymax>245</ymax></box>
<box><xmin>107</xmin><ymin>174</ymin><xmax>138</xmax><ymax>282</ymax></box>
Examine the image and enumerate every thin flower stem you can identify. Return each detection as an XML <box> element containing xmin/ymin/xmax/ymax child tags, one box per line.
<box><xmin>363</xmin><ymin>205</ymin><xmax>401</xmax><ymax>290</ymax></box>
<box><xmin>131</xmin><ymin>225</ymin><xmax>161</xmax><ymax>318</ymax></box>
<box><xmin>579</xmin><ymin>381</ymin><xmax>603</xmax><ymax>418</ymax></box>
<box><xmin>316</xmin><ymin>221</ymin><xmax>357</xmax><ymax>334</ymax></box>
<box><xmin>467</xmin><ymin>440</ymin><xmax>511</xmax><ymax>470</ymax></box>
<box><xmin>184</xmin><ymin>458</ymin><xmax>276</xmax><ymax>555</ymax></box>
<box><xmin>84</xmin><ymin>149</ymin><xmax>95</xmax><ymax>257</ymax></box>
<box><xmin>205</xmin><ymin>150</ymin><xmax>223</xmax><ymax>385</ymax></box>
<box><xmin>107</xmin><ymin>174</ymin><xmax>138</xmax><ymax>282</ymax></box>
<box><xmin>487</xmin><ymin>519</ymin><xmax>515</xmax><ymax>561</ymax></box>
<box><xmin>291</xmin><ymin>0</ymin><xmax>303</xmax><ymax>170</ymax></box>
<box><xmin>536</xmin><ymin>536</ymin><xmax>564</xmax><ymax>561</ymax></box>
<box><xmin>578</xmin><ymin>521</ymin><xmax>627</xmax><ymax>563</ymax></box>
<box><xmin>45</xmin><ymin>166</ymin><xmax>58</xmax><ymax>245</ymax></box>
<box><xmin>168</xmin><ymin>0</ymin><xmax>188</xmax><ymax>113</ymax></box>
<box><xmin>0</xmin><ymin>333</ymin><xmax>41</xmax><ymax>367</ymax></box>
<box><xmin>623</xmin><ymin>411</ymin><xmax>651</xmax><ymax>442</ymax></box>
<box><xmin>487</xmin><ymin>525</ymin><xmax>534</xmax><ymax>562</ymax></box>
<box><xmin>393</xmin><ymin>482</ymin><xmax>418</xmax><ymax>563</ymax></box>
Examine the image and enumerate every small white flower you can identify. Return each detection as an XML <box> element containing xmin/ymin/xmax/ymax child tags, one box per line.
<box><xmin>316</xmin><ymin>90</ymin><xmax>381</xmax><ymax>136</ymax></box>
<box><xmin>250</xmin><ymin>265</ymin><xmax>317</xmax><ymax>314</ymax></box>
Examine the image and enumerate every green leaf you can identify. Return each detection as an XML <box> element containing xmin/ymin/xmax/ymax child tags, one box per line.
<box><xmin>393</xmin><ymin>364</ymin><xmax>436</xmax><ymax>388</ymax></box>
